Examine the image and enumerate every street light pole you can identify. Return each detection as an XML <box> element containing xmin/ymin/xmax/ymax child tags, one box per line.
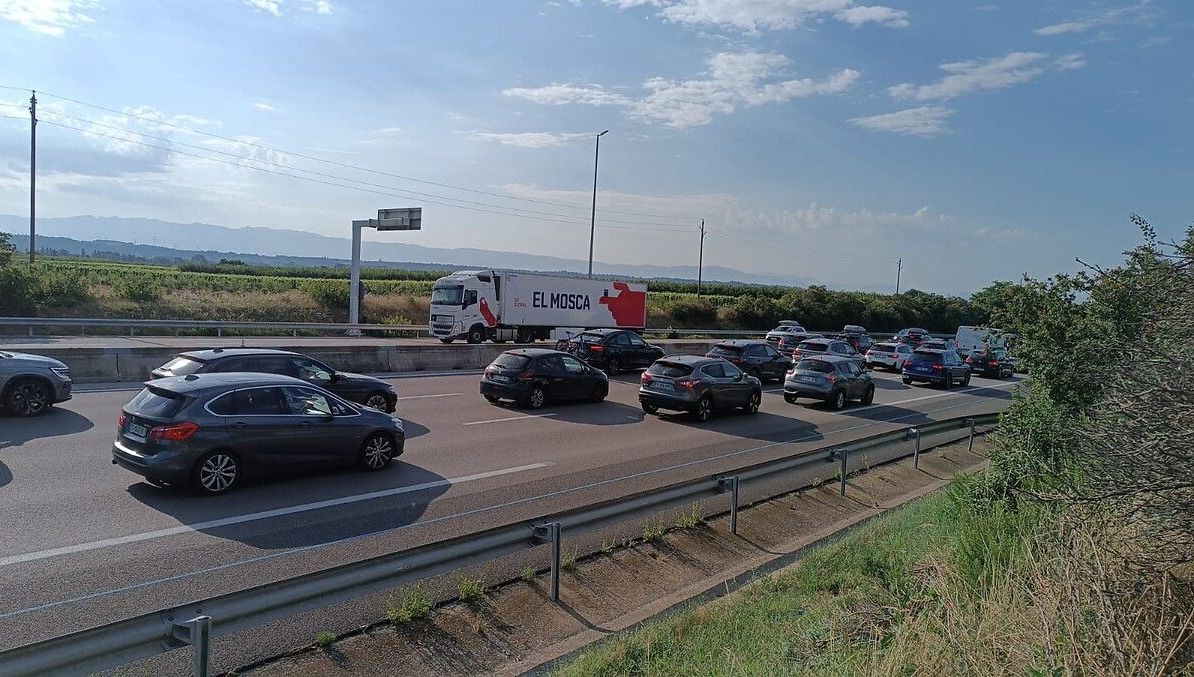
<box><xmin>588</xmin><ymin>129</ymin><xmax>609</xmax><ymax>279</ymax></box>
<box><xmin>697</xmin><ymin>219</ymin><xmax>705</xmax><ymax>298</ymax></box>
<box><xmin>29</xmin><ymin>90</ymin><xmax>36</xmax><ymax>264</ymax></box>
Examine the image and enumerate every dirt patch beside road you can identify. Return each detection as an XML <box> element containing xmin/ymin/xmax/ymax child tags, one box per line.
<box><xmin>240</xmin><ymin>437</ymin><xmax>992</xmax><ymax>677</ymax></box>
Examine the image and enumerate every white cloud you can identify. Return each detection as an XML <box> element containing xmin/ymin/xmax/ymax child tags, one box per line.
<box><xmin>850</xmin><ymin>106</ymin><xmax>954</xmax><ymax>137</ymax></box>
<box><xmin>1052</xmin><ymin>53</ymin><xmax>1087</xmax><ymax>71</ymax></box>
<box><xmin>604</xmin><ymin>0</ymin><xmax>910</xmax><ymax>32</ymax></box>
<box><xmin>252</xmin><ymin>102</ymin><xmax>277</xmax><ymax>112</ymax></box>
<box><xmin>888</xmin><ymin>52</ymin><xmax>1048</xmax><ymax>101</ymax></box>
<box><xmin>507</xmin><ymin>52</ymin><xmax>859</xmax><ymax>129</ymax></box>
<box><xmin>1138</xmin><ymin>35</ymin><xmax>1170</xmax><ymax>48</ymax></box>
<box><xmin>245</xmin><ymin>0</ymin><xmax>332</xmax><ymax>17</ymax></box>
<box><xmin>1034</xmin><ymin>2</ymin><xmax>1155</xmax><ymax>36</ymax></box>
<box><xmin>245</xmin><ymin>0</ymin><xmax>281</xmax><ymax>16</ymax></box>
<box><xmin>0</xmin><ymin>0</ymin><xmax>98</xmax><ymax>36</ymax></box>
<box><xmin>502</xmin><ymin>84</ymin><xmax>631</xmax><ymax>106</ymax></box>
<box><xmin>470</xmin><ymin>131</ymin><xmax>592</xmax><ymax>148</ymax></box>
<box><xmin>374</xmin><ymin>126</ymin><xmax>403</xmax><ymax>134</ymax></box>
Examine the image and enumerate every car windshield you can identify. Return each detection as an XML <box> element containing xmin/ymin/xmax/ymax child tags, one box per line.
<box><xmin>160</xmin><ymin>356</ymin><xmax>204</xmax><ymax>375</ymax></box>
<box><xmin>796</xmin><ymin>359</ymin><xmax>835</xmax><ymax>373</ymax></box>
<box><xmin>648</xmin><ymin>361</ymin><xmax>693</xmax><ymax>377</ymax></box>
<box><xmin>126</xmin><ymin>386</ymin><xmax>187</xmax><ymax>418</ymax></box>
<box><xmin>490</xmin><ymin>354</ymin><xmax>529</xmax><ymax>370</ymax></box>
<box><xmin>709</xmin><ymin>344</ymin><xmax>744</xmax><ymax>356</ymax></box>
<box><xmin>430</xmin><ymin>285</ymin><xmax>464</xmax><ymax>305</ymax></box>
<box><xmin>911</xmin><ymin>351</ymin><xmax>943</xmax><ymax>363</ymax></box>
<box><xmin>797</xmin><ymin>341</ymin><xmax>828</xmax><ymax>352</ymax></box>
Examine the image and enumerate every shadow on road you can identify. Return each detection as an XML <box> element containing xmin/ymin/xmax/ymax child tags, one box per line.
<box><xmin>0</xmin><ymin>407</ymin><xmax>94</xmax><ymax>450</ymax></box>
<box><xmin>125</xmin><ymin>460</ymin><xmax>449</xmax><ymax>550</ymax></box>
<box><xmin>484</xmin><ymin>398</ymin><xmax>646</xmax><ymax>426</ymax></box>
<box><xmin>400</xmin><ymin>418</ymin><xmax>430</xmax><ymax>440</ymax></box>
<box><xmin>0</xmin><ymin>462</ymin><xmax>10</xmax><ymax>489</ymax></box>
<box><xmin>657</xmin><ymin>409</ymin><xmax>825</xmax><ymax>444</ymax></box>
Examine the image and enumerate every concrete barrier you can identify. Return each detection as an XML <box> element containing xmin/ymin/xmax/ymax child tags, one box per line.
<box><xmin>22</xmin><ymin>340</ymin><xmax>722</xmax><ymax>383</ymax></box>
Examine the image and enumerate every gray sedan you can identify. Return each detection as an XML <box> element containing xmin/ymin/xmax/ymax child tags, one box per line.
<box><xmin>112</xmin><ymin>372</ymin><xmax>404</xmax><ymax>494</ymax></box>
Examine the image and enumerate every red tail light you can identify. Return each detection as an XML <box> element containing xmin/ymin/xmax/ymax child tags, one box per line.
<box><xmin>519</xmin><ymin>369</ymin><xmax>536</xmax><ymax>381</ymax></box>
<box><xmin>675</xmin><ymin>378</ymin><xmax>698</xmax><ymax>390</ymax></box>
<box><xmin>641</xmin><ymin>372</ymin><xmax>653</xmax><ymax>384</ymax></box>
<box><xmin>965</xmin><ymin>356</ymin><xmax>974</xmax><ymax>364</ymax></box>
<box><xmin>932</xmin><ymin>364</ymin><xmax>944</xmax><ymax>372</ymax></box>
<box><xmin>148</xmin><ymin>421</ymin><xmax>199</xmax><ymax>442</ymax></box>
<box><xmin>890</xmin><ymin>353</ymin><xmax>898</xmax><ymax>358</ymax></box>
<box><xmin>589</xmin><ymin>344</ymin><xmax>604</xmax><ymax>352</ymax></box>
<box><xmin>989</xmin><ymin>360</ymin><xmax>999</xmax><ymax>367</ymax></box>
<box><xmin>117</xmin><ymin>412</ymin><xmax>126</xmax><ymax>430</ymax></box>
<box><xmin>825</xmin><ymin>374</ymin><xmax>838</xmax><ymax>383</ymax></box>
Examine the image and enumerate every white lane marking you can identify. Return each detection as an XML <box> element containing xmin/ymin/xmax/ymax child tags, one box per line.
<box><xmin>397</xmin><ymin>393</ymin><xmax>461</xmax><ymax>401</ymax></box>
<box><xmin>0</xmin><ymin>462</ymin><xmax>552</xmax><ymax>569</ymax></box>
<box><xmin>0</xmin><ymin>396</ymin><xmax>1006</xmax><ymax>619</ymax></box>
<box><xmin>462</xmin><ymin>413</ymin><xmax>558</xmax><ymax>426</ymax></box>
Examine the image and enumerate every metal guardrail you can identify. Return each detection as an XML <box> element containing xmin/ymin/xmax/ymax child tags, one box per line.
<box><xmin>0</xmin><ymin>412</ymin><xmax>998</xmax><ymax>677</ymax></box>
<box><xmin>0</xmin><ymin>317</ymin><xmax>944</xmax><ymax>341</ymax></box>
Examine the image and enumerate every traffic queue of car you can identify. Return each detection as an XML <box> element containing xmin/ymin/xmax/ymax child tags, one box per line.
<box><xmin>1</xmin><ymin>323</ymin><xmax>1015</xmax><ymax>497</ymax></box>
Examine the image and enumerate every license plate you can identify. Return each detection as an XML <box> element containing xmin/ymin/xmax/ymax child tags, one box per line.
<box><xmin>799</xmin><ymin>375</ymin><xmax>818</xmax><ymax>382</ymax></box>
<box><xmin>650</xmin><ymin>381</ymin><xmax>675</xmax><ymax>392</ymax></box>
<box><xmin>489</xmin><ymin>374</ymin><xmax>512</xmax><ymax>383</ymax></box>
<box><xmin>127</xmin><ymin>422</ymin><xmax>148</xmax><ymax>438</ymax></box>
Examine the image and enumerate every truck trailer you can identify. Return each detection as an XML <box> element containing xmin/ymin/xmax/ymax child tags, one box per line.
<box><xmin>428</xmin><ymin>270</ymin><xmax>648</xmax><ymax>344</ymax></box>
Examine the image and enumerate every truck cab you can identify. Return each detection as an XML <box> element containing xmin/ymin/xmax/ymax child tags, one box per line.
<box><xmin>430</xmin><ymin>270</ymin><xmax>502</xmax><ymax>344</ymax></box>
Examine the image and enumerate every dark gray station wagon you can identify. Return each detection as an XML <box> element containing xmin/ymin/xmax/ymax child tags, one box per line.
<box><xmin>112</xmin><ymin>373</ymin><xmax>405</xmax><ymax>495</ymax></box>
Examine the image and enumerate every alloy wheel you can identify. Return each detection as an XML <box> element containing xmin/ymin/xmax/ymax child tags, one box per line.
<box><xmin>10</xmin><ymin>382</ymin><xmax>48</xmax><ymax>416</ymax></box>
<box><xmin>696</xmin><ymin>396</ymin><xmax>713</xmax><ymax>421</ymax></box>
<box><xmin>362</xmin><ymin>435</ymin><xmax>393</xmax><ymax>470</ymax></box>
<box><xmin>746</xmin><ymin>391</ymin><xmax>760</xmax><ymax>414</ymax></box>
<box><xmin>529</xmin><ymin>388</ymin><xmax>546</xmax><ymax>409</ymax></box>
<box><xmin>198</xmin><ymin>454</ymin><xmax>237</xmax><ymax>493</ymax></box>
<box><xmin>365</xmin><ymin>393</ymin><xmax>389</xmax><ymax>410</ymax></box>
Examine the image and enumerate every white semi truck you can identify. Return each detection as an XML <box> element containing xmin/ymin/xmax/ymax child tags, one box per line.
<box><xmin>428</xmin><ymin>270</ymin><xmax>648</xmax><ymax>344</ymax></box>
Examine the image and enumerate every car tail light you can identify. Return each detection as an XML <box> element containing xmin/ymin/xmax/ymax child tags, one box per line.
<box><xmin>117</xmin><ymin>412</ymin><xmax>126</xmax><ymax>428</ymax></box>
<box><xmin>890</xmin><ymin>353</ymin><xmax>898</xmax><ymax>358</ymax></box>
<box><xmin>932</xmin><ymin>364</ymin><xmax>944</xmax><ymax>372</ymax></box>
<box><xmin>825</xmin><ymin>374</ymin><xmax>838</xmax><ymax>383</ymax></box>
<box><xmin>519</xmin><ymin>369</ymin><xmax>536</xmax><ymax>381</ymax></box>
<box><xmin>589</xmin><ymin>344</ymin><xmax>605</xmax><ymax>352</ymax></box>
<box><xmin>148</xmin><ymin>421</ymin><xmax>199</xmax><ymax>442</ymax></box>
<box><xmin>675</xmin><ymin>378</ymin><xmax>698</xmax><ymax>390</ymax></box>
<box><xmin>965</xmin><ymin>356</ymin><xmax>974</xmax><ymax>364</ymax></box>
<box><xmin>989</xmin><ymin>360</ymin><xmax>999</xmax><ymax>367</ymax></box>
<box><xmin>641</xmin><ymin>372</ymin><xmax>653</xmax><ymax>384</ymax></box>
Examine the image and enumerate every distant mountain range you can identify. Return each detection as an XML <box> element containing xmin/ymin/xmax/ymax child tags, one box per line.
<box><xmin>0</xmin><ymin>215</ymin><xmax>873</xmax><ymax>290</ymax></box>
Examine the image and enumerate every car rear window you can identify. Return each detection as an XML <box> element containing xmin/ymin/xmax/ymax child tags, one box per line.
<box><xmin>491</xmin><ymin>354</ymin><xmax>530</xmax><ymax>370</ymax></box>
<box><xmin>648</xmin><ymin>361</ymin><xmax>693</xmax><ymax>377</ymax></box>
<box><xmin>797</xmin><ymin>341</ymin><xmax>828</xmax><ymax>352</ymax></box>
<box><xmin>159</xmin><ymin>356</ymin><xmax>204</xmax><ymax>375</ymax></box>
<box><xmin>796</xmin><ymin>359</ymin><xmax>835</xmax><ymax>373</ymax></box>
<box><xmin>871</xmin><ymin>343</ymin><xmax>897</xmax><ymax>351</ymax></box>
<box><xmin>911</xmin><ymin>351</ymin><xmax>943</xmax><ymax>364</ymax></box>
<box><xmin>709</xmin><ymin>344</ymin><xmax>744</xmax><ymax>356</ymax></box>
<box><xmin>576</xmin><ymin>332</ymin><xmax>605</xmax><ymax>345</ymax></box>
<box><xmin>126</xmin><ymin>386</ymin><xmax>187</xmax><ymax>418</ymax></box>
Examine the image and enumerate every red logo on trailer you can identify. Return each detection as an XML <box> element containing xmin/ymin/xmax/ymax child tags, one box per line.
<box><xmin>479</xmin><ymin>298</ymin><xmax>498</xmax><ymax>327</ymax></box>
<box><xmin>600</xmin><ymin>282</ymin><xmax>647</xmax><ymax>327</ymax></box>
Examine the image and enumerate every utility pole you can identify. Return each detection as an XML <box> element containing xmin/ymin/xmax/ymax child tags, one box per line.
<box><xmin>29</xmin><ymin>90</ymin><xmax>36</xmax><ymax>263</ymax></box>
<box><xmin>587</xmin><ymin>129</ymin><xmax>609</xmax><ymax>279</ymax></box>
<box><xmin>895</xmin><ymin>258</ymin><xmax>902</xmax><ymax>295</ymax></box>
<box><xmin>697</xmin><ymin>219</ymin><xmax>706</xmax><ymax>298</ymax></box>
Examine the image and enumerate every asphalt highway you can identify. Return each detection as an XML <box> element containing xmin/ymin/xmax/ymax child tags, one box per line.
<box><xmin>0</xmin><ymin>364</ymin><xmax>1020</xmax><ymax>671</ymax></box>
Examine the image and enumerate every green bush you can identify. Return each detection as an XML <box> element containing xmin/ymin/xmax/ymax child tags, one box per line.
<box><xmin>0</xmin><ymin>266</ymin><xmax>36</xmax><ymax>314</ymax></box>
<box><xmin>116</xmin><ymin>277</ymin><xmax>162</xmax><ymax>303</ymax></box>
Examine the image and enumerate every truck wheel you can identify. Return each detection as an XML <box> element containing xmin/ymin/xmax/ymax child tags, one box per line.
<box><xmin>515</xmin><ymin>328</ymin><xmax>532</xmax><ymax>343</ymax></box>
<box><xmin>467</xmin><ymin>326</ymin><xmax>485</xmax><ymax>344</ymax></box>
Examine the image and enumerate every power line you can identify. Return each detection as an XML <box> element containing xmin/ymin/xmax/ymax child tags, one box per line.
<box><xmin>40</xmin><ymin>110</ymin><xmax>696</xmax><ymax>230</ymax></box>
<box><xmin>33</xmin><ymin>88</ymin><xmax>701</xmax><ymax>221</ymax></box>
<box><xmin>38</xmin><ymin>119</ymin><xmax>691</xmax><ymax>234</ymax></box>
<box><xmin>706</xmin><ymin>230</ymin><xmax>892</xmax><ymax>267</ymax></box>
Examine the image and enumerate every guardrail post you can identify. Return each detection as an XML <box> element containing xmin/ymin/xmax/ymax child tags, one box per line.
<box><xmin>549</xmin><ymin>521</ymin><xmax>561</xmax><ymax>602</ymax></box>
<box><xmin>909</xmin><ymin>428</ymin><xmax>922</xmax><ymax>469</ymax></box>
<box><xmin>217</xmin><ymin>327</ymin><xmax>223</xmax><ymax>338</ymax></box>
<box><xmin>838</xmin><ymin>448</ymin><xmax>848</xmax><ymax>496</ymax></box>
<box><xmin>172</xmin><ymin>615</ymin><xmax>211</xmax><ymax>677</ymax></box>
<box><xmin>965</xmin><ymin>418</ymin><xmax>976</xmax><ymax>452</ymax></box>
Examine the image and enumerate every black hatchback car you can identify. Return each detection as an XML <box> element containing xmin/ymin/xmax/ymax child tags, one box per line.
<box><xmin>566</xmin><ymin>329</ymin><xmax>665</xmax><ymax>375</ymax></box>
<box><xmin>705</xmin><ymin>340</ymin><xmax>791</xmax><ymax>383</ymax></box>
<box><xmin>964</xmin><ymin>349</ymin><xmax>1015</xmax><ymax>379</ymax></box>
<box><xmin>639</xmin><ymin>355</ymin><xmax>762</xmax><ymax>422</ymax></box>
<box><xmin>481</xmin><ymin>349</ymin><xmax>609</xmax><ymax>409</ymax></box>
<box><xmin>111</xmin><ymin>373</ymin><xmax>405</xmax><ymax>495</ymax></box>
<box><xmin>902</xmin><ymin>349</ymin><xmax>971</xmax><ymax>388</ymax></box>
<box><xmin>152</xmin><ymin>349</ymin><xmax>397</xmax><ymax>413</ymax></box>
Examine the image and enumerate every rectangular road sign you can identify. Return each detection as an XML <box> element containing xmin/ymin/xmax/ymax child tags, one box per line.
<box><xmin>378</xmin><ymin>207</ymin><xmax>422</xmax><ymax>230</ymax></box>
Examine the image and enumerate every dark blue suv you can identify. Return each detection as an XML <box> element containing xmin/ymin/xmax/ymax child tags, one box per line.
<box><xmin>901</xmin><ymin>348</ymin><xmax>970</xmax><ymax>388</ymax></box>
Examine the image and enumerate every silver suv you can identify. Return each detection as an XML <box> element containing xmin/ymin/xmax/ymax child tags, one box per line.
<box><xmin>0</xmin><ymin>350</ymin><xmax>73</xmax><ymax>417</ymax></box>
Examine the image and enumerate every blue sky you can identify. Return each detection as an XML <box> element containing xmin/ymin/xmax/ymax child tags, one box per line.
<box><xmin>0</xmin><ymin>0</ymin><xmax>1190</xmax><ymax>294</ymax></box>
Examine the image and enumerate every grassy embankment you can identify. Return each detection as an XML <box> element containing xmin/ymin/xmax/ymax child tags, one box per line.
<box><xmin>559</xmin><ymin>218</ymin><xmax>1194</xmax><ymax>676</ymax></box>
<box><xmin>1</xmin><ymin>257</ymin><xmax>991</xmax><ymax>332</ymax></box>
